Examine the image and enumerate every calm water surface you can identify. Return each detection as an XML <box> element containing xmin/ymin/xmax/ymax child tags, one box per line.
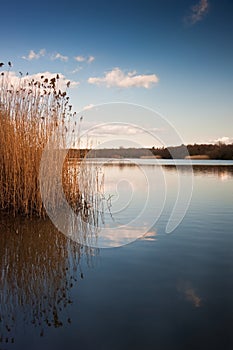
<box><xmin>1</xmin><ymin>160</ymin><xmax>233</xmax><ymax>350</ymax></box>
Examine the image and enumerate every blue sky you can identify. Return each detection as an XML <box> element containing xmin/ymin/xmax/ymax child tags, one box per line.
<box><xmin>1</xmin><ymin>0</ymin><xmax>233</xmax><ymax>146</ymax></box>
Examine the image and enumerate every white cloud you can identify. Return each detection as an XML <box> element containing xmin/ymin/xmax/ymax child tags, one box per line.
<box><xmin>74</xmin><ymin>55</ymin><xmax>95</xmax><ymax>63</ymax></box>
<box><xmin>51</xmin><ymin>52</ymin><xmax>68</xmax><ymax>62</ymax></box>
<box><xmin>1</xmin><ymin>71</ymin><xmax>79</xmax><ymax>90</ymax></box>
<box><xmin>88</xmin><ymin>67</ymin><xmax>159</xmax><ymax>89</ymax></box>
<box><xmin>214</xmin><ymin>136</ymin><xmax>233</xmax><ymax>145</ymax></box>
<box><xmin>74</xmin><ymin>55</ymin><xmax>85</xmax><ymax>62</ymax></box>
<box><xmin>22</xmin><ymin>49</ymin><xmax>46</xmax><ymax>60</ymax></box>
<box><xmin>185</xmin><ymin>0</ymin><xmax>209</xmax><ymax>25</ymax></box>
<box><xmin>87</xmin><ymin>55</ymin><xmax>95</xmax><ymax>63</ymax></box>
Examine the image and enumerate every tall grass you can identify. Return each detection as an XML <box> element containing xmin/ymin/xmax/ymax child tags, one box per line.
<box><xmin>0</xmin><ymin>62</ymin><xmax>100</xmax><ymax>217</ymax></box>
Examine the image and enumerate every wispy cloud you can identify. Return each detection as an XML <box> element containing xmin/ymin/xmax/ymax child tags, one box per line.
<box><xmin>81</xmin><ymin>122</ymin><xmax>161</xmax><ymax>137</ymax></box>
<box><xmin>74</xmin><ymin>55</ymin><xmax>85</xmax><ymax>62</ymax></box>
<box><xmin>74</xmin><ymin>55</ymin><xmax>95</xmax><ymax>63</ymax></box>
<box><xmin>87</xmin><ymin>55</ymin><xmax>95</xmax><ymax>63</ymax></box>
<box><xmin>185</xmin><ymin>0</ymin><xmax>209</xmax><ymax>25</ymax></box>
<box><xmin>22</xmin><ymin>49</ymin><xmax>46</xmax><ymax>60</ymax></box>
<box><xmin>88</xmin><ymin>67</ymin><xmax>159</xmax><ymax>89</ymax></box>
<box><xmin>22</xmin><ymin>49</ymin><xmax>70</xmax><ymax>62</ymax></box>
<box><xmin>70</xmin><ymin>66</ymin><xmax>83</xmax><ymax>74</ymax></box>
<box><xmin>51</xmin><ymin>52</ymin><xmax>68</xmax><ymax>62</ymax></box>
<box><xmin>82</xmin><ymin>103</ymin><xmax>95</xmax><ymax>111</ymax></box>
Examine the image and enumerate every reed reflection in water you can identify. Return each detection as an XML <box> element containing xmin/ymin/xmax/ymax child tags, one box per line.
<box><xmin>0</xmin><ymin>216</ymin><xmax>97</xmax><ymax>346</ymax></box>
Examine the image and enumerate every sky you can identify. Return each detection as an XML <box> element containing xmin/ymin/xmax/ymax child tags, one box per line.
<box><xmin>1</xmin><ymin>0</ymin><xmax>233</xmax><ymax>147</ymax></box>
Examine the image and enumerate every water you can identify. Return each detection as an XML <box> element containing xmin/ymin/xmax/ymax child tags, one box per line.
<box><xmin>1</xmin><ymin>160</ymin><xmax>233</xmax><ymax>350</ymax></box>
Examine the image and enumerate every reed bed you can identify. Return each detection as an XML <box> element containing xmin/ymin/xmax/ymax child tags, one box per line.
<box><xmin>0</xmin><ymin>62</ymin><xmax>100</xmax><ymax>218</ymax></box>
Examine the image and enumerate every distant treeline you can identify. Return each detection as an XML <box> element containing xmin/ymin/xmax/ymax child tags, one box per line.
<box><xmin>67</xmin><ymin>143</ymin><xmax>233</xmax><ymax>160</ymax></box>
<box><xmin>151</xmin><ymin>143</ymin><xmax>233</xmax><ymax>160</ymax></box>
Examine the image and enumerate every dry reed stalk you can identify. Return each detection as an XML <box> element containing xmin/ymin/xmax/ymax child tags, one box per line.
<box><xmin>0</xmin><ymin>63</ymin><xmax>101</xmax><ymax>218</ymax></box>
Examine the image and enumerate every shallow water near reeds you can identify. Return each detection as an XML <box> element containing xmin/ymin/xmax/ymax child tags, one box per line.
<box><xmin>1</xmin><ymin>160</ymin><xmax>233</xmax><ymax>350</ymax></box>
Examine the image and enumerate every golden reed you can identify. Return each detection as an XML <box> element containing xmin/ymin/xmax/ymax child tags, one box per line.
<box><xmin>0</xmin><ymin>63</ymin><xmax>101</xmax><ymax>217</ymax></box>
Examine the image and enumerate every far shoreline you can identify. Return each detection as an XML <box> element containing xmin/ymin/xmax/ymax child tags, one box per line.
<box><xmin>68</xmin><ymin>143</ymin><xmax>233</xmax><ymax>161</ymax></box>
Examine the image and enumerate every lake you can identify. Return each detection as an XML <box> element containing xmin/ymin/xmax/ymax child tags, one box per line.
<box><xmin>1</xmin><ymin>160</ymin><xmax>233</xmax><ymax>350</ymax></box>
